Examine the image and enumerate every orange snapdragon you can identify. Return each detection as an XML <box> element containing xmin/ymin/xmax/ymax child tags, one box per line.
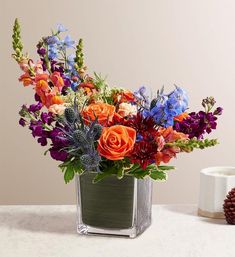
<box><xmin>155</xmin><ymin>126</ymin><xmax>188</xmax><ymax>165</ymax></box>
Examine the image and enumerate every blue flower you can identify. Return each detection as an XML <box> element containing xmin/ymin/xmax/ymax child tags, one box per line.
<box><xmin>134</xmin><ymin>85</ymin><xmax>150</xmax><ymax>108</ymax></box>
<box><xmin>44</xmin><ymin>36</ymin><xmax>59</xmax><ymax>45</ymax></box>
<box><xmin>67</xmin><ymin>54</ymin><xmax>75</xmax><ymax>67</ymax></box>
<box><xmin>71</xmin><ymin>81</ymin><xmax>79</xmax><ymax>91</ymax></box>
<box><xmin>60</xmin><ymin>35</ymin><xmax>75</xmax><ymax>49</ymax></box>
<box><xmin>48</xmin><ymin>45</ymin><xmax>58</xmax><ymax>59</ymax></box>
<box><xmin>56</xmin><ymin>24</ymin><xmax>68</xmax><ymax>33</ymax></box>
<box><xmin>168</xmin><ymin>86</ymin><xmax>188</xmax><ymax>113</ymax></box>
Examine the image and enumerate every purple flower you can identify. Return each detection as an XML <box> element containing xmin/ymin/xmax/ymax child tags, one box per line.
<box><xmin>19</xmin><ymin>118</ymin><xmax>26</xmax><ymax>127</ymax></box>
<box><xmin>213</xmin><ymin>107</ymin><xmax>223</xmax><ymax>116</ymax></box>
<box><xmin>29</xmin><ymin>120</ymin><xmax>43</xmax><ymax>137</ymax></box>
<box><xmin>49</xmin><ymin>147</ymin><xmax>68</xmax><ymax>161</ymax></box>
<box><xmin>174</xmin><ymin>111</ymin><xmax>218</xmax><ymax>139</ymax></box>
<box><xmin>41</xmin><ymin>112</ymin><xmax>54</xmax><ymax>125</ymax></box>
<box><xmin>37</xmin><ymin>137</ymin><xmax>47</xmax><ymax>146</ymax></box>
<box><xmin>50</xmin><ymin>127</ymin><xmax>69</xmax><ymax>148</ymax></box>
<box><xmin>37</xmin><ymin>48</ymin><xmax>46</xmax><ymax>56</ymax></box>
<box><xmin>34</xmin><ymin>93</ymin><xmax>41</xmax><ymax>102</ymax></box>
<box><xmin>28</xmin><ymin>102</ymin><xmax>43</xmax><ymax>113</ymax></box>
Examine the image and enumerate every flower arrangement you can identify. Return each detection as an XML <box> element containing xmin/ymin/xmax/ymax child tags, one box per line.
<box><xmin>12</xmin><ymin>19</ymin><xmax>223</xmax><ymax>183</ymax></box>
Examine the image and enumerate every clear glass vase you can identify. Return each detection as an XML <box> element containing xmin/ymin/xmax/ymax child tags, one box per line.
<box><xmin>75</xmin><ymin>172</ymin><xmax>152</xmax><ymax>238</ymax></box>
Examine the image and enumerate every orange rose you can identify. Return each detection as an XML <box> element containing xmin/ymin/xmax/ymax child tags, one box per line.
<box><xmin>82</xmin><ymin>102</ymin><xmax>115</xmax><ymax>125</ymax></box>
<box><xmin>50</xmin><ymin>71</ymin><xmax>64</xmax><ymax>92</ymax></box>
<box><xmin>98</xmin><ymin>125</ymin><xmax>136</xmax><ymax>160</ymax></box>
<box><xmin>119</xmin><ymin>90</ymin><xmax>135</xmax><ymax>103</ymax></box>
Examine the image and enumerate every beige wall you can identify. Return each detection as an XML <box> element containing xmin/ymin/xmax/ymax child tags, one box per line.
<box><xmin>1</xmin><ymin>0</ymin><xmax>234</xmax><ymax>204</ymax></box>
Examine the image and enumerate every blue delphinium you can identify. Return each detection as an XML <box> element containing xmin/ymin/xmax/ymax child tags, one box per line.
<box><xmin>59</xmin><ymin>35</ymin><xmax>75</xmax><ymax>50</ymax></box>
<box><xmin>168</xmin><ymin>86</ymin><xmax>188</xmax><ymax>113</ymax></box>
<box><xmin>134</xmin><ymin>86</ymin><xmax>150</xmax><ymax>109</ymax></box>
<box><xmin>56</xmin><ymin>23</ymin><xmax>68</xmax><ymax>33</ymax></box>
<box><xmin>143</xmin><ymin>86</ymin><xmax>189</xmax><ymax>127</ymax></box>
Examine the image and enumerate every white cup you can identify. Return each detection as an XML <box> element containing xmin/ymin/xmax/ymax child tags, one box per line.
<box><xmin>198</xmin><ymin>166</ymin><xmax>235</xmax><ymax>218</ymax></box>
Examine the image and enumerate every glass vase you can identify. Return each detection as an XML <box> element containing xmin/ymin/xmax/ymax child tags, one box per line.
<box><xmin>75</xmin><ymin>172</ymin><xmax>152</xmax><ymax>238</ymax></box>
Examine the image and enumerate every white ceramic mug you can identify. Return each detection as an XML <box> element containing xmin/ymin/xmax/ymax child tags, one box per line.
<box><xmin>198</xmin><ymin>166</ymin><xmax>235</xmax><ymax>218</ymax></box>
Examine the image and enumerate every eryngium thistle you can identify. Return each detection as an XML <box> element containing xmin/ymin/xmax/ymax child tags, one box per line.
<box><xmin>80</xmin><ymin>152</ymin><xmax>101</xmax><ymax>170</ymax></box>
<box><xmin>64</xmin><ymin>107</ymin><xmax>76</xmax><ymax>123</ymax></box>
<box><xmin>93</xmin><ymin>124</ymin><xmax>102</xmax><ymax>140</ymax></box>
<box><xmin>73</xmin><ymin>130</ymin><xmax>87</xmax><ymax>144</ymax></box>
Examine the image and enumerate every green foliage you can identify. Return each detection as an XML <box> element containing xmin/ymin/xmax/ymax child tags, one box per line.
<box><xmin>128</xmin><ymin>163</ymin><xmax>174</xmax><ymax>181</ymax></box>
<box><xmin>93</xmin><ymin>158</ymin><xmax>175</xmax><ymax>183</ymax></box>
<box><xmin>12</xmin><ymin>18</ymin><xmax>24</xmax><ymax>62</ymax></box>
<box><xmin>166</xmin><ymin>138</ymin><xmax>218</xmax><ymax>152</ymax></box>
<box><xmin>59</xmin><ymin>158</ymin><xmax>83</xmax><ymax>184</ymax></box>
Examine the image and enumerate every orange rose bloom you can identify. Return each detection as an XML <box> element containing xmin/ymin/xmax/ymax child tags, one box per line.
<box><xmin>82</xmin><ymin>102</ymin><xmax>115</xmax><ymax>125</ymax></box>
<box><xmin>98</xmin><ymin>125</ymin><xmax>136</xmax><ymax>160</ymax></box>
<box><xmin>120</xmin><ymin>90</ymin><xmax>135</xmax><ymax>102</ymax></box>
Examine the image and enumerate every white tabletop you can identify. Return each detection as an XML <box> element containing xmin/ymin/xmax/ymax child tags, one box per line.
<box><xmin>0</xmin><ymin>205</ymin><xmax>234</xmax><ymax>257</ymax></box>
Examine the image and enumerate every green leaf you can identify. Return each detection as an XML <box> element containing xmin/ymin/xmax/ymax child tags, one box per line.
<box><xmin>117</xmin><ymin>168</ymin><xmax>125</xmax><ymax>179</ymax></box>
<box><xmin>157</xmin><ymin>165</ymin><xmax>175</xmax><ymax>171</ymax></box>
<box><xmin>93</xmin><ymin>169</ymin><xmax>116</xmax><ymax>183</ymax></box>
<box><xmin>64</xmin><ymin>166</ymin><xmax>74</xmax><ymax>184</ymax></box>
<box><xmin>150</xmin><ymin>170</ymin><xmax>167</xmax><ymax>180</ymax></box>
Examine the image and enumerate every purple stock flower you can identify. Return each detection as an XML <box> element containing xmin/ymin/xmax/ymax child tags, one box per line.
<box><xmin>37</xmin><ymin>137</ymin><xmax>47</xmax><ymax>146</ymax></box>
<box><xmin>29</xmin><ymin>120</ymin><xmax>44</xmax><ymax>137</ymax></box>
<box><xmin>34</xmin><ymin>93</ymin><xmax>41</xmax><ymax>102</ymax></box>
<box><xmin>48</xmin><ymin>127</ymin><xmax>69</xmax><ymax>161</ymax></box>
<box><xmin>28</xmin><ymin>102</ymin><xmax>43</xmax><ymax>113</ymax></box>
<box><xmin>174</xmin><ymin>111</ymin><xmax>218</xmax><ymax>139</ymax></box>
<box><xmin>213</xmin><ymin>107</ymin><xmax>223</xmax><ymax>116</ymax></box>
<box><xmin>19</xmin><ymin>118</ymin><xmax>26</xmax><ymax>127</ymax></box>
<box><xmin>37</xmin><ymin>48</ymin><xmax>46</xmax><ymax>56</ymax></box>
<box><xmin>50</xmin><ymin>147</ymin><xmax>68</xmax><ymax>161</ymax></box>
<box><xmin>41</xmin><ymin>112</ymin><xmax>54</xmax><ymax>125</ymax></box>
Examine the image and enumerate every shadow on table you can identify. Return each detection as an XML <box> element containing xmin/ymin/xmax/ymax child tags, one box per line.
<box><xmin>163</xmin><ymin>205</ymin><xmax>227</xmax><ymax>225</ymax></box>
<box><xmin>162</xmin><ymin>205</ymin><xmax>198</xmax><ymax>216</ymax></box>
<box><xmin>0</xmin><ymin>210</ymin><xmax>77</xmax><ymax>235</ymax></box>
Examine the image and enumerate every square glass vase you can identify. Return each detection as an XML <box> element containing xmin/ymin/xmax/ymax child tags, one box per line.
<box><xmin>75</xmin><ymin>172</ymin><xmax>152</xmax><ymax>238</ymax></box>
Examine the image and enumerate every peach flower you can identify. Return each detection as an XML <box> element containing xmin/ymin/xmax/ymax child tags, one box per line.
<box><xmin>117</xmin><ymin>103</ymin><xmax>137</xmax><ymax>117</ymax></box>
<box><xmin>49</xmin><ymin>104</ymin><xmax>66</xmax><ymax>115</ymax></box>
<box><xmin>98</xmin><ymin>125</ymin><xmax>136</xmax><ymax>160</ymax></box>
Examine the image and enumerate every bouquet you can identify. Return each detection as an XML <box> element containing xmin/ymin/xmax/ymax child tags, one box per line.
<box><xmin>12</xmin><ymin>19</ymin><xmax>223</xmax><ymax>184</ymax></box>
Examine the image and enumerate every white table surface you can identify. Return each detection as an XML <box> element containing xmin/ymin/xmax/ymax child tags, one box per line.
<box><xmin>0</xmin><ymin>205</ymin><xmax>234</xmax><ymax>257</ymax></box>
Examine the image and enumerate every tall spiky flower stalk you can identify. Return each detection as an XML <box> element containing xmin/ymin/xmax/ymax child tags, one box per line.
<box><xmin>12</xmin><ymin>18</ymin><xmax>24</xmax><ymax>62</ymax></box>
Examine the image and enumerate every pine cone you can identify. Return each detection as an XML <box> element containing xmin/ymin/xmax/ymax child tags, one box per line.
<box><xmin>223</xmin><ymin>188</ymin><xmax>235</xmax><ymax>224</ymax></box>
